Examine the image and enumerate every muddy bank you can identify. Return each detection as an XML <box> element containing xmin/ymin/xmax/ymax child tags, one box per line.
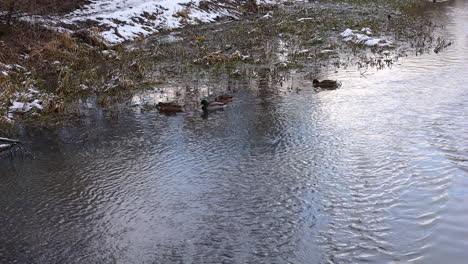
<box><xmin>0</xmin><ymin>0</ymin><xmax>450</xmax><ymax>138</ymax></box>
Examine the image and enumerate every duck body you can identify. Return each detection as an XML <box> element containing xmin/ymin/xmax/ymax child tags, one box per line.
<box><xmin>313</xmin><ymin>79</ymin><xmax>340</xmax><ymax>89</ymax></box>
<box><xmin>216</xmin><ymin>94</ymin><xmax>233</xmax><ymax>103</ymax></box>
<box><xmin>156</xmin><ymin>102</ymin><xmax>183</xmax><ymax>113</ymax></box>
<box><xmin>201</xmin><ymin>99</ymin><xmax>226</xmax><ymax>111</ymax></box>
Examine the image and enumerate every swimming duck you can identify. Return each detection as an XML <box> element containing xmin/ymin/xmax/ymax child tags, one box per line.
<box><xmin>156</xmin><ymin>102</ymin><xmax>183</xmax><ymax>113</ymax></box>
<box><xmin>313</xmin><ymin>79</ymin><xmax>340</xmax><ymax>89</ymax></box>
<box><xmin>215</xmin><ymin>94</ymin><xmax>233</xmax><ymax>103</ymax></box>
<box><xmin>201</xmin><ymin>99</ymin><xmax>225</xmax><ymax>111</ymax></box>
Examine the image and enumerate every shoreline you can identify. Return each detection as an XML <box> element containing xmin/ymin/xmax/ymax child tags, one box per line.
<box><xmin>0</xmin><ymin>0</ymin><xmax>447</xmax><ymax>138</ymax></box>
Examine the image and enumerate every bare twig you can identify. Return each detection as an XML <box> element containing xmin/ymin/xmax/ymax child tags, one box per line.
<box><xmin>0</xmin><ymin>137</ymin><xmax>21</xmax><ymax>143</ymax></box>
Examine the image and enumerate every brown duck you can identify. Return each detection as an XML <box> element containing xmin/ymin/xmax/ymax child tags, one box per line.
<box><xmin>215</xmin><ymin>94</ymin><xmax>233</xmax><ymax>103</ymax></box>
<box><xmin>313</xmin><ymin>79</ymin><xmax>340</xmax><ymax>89</ymax></box>
<box><xmin>156</xmin><ymin>102</ymin><xmax>183</xmax><ymax>113</ymax></box>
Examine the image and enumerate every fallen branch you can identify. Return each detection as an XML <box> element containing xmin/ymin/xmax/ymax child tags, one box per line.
<box><xmin>0</xmin><ymin>137</ymin><xmax>20</xmax><ymax>143</ymax></box>
<box><xmin>0</xmin><ymin>144</ymin><xmax>13</xmax><ymax>152</ymax></box>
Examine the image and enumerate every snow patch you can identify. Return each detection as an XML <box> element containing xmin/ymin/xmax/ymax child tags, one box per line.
<box><xmin>4</xmin><ymin>81</ymin><xmax>57</xmax><ymax>119</ymax></box>
<box><xmin>320</xmin><ymin>49</ymin><xmax>336</xmax><ymax>54</ymax></box>
<box><xmin>261</xmin><ymin>12</ymin><xmax>273</xmax><ymax>19</ymax></box>
<box><xmin>9</xmin><ymin>100</ymin><xmax>43</xmax><ymax>113</ymax></box>
<box><xmin>46</xmin><ymin>0</ymin><xmax>278</xmax><ymax>44</ymax></box>
<box><xmin>340</xmin><ymin>28</ymin><xmax>394</xmax><ymax>47</ymax></box>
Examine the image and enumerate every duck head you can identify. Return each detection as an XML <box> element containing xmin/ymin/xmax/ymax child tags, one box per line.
<box><xmin>201</xmin><ymin>99</ymin><xmax>209</xmax><ymax>111</ymax></box>
<box><xmin>312</xmin><ymin>79</ymin><xmax>319</xmax><ymax>86</ymax></box>
<box><xmin>201</xmin><ymin>99</ymin><xmax>209</xmax><ymax>106</ymax></box>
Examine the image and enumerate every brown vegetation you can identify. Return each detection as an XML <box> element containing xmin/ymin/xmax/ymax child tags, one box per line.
<box><xmin>1</xmin><ymin>0</ymin><xmax>90</xmax><ymax>19</ymax></box>
<box><xmin>0</xmin><ymin>0</ymin><xmax>443</xmax><ymax>132</ymax></box>
<box><xmin>0</xmin><ymin>22</ymin><xmax>61</xmax><ymax>64</ymax></box>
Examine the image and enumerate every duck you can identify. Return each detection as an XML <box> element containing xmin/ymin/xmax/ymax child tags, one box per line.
<box><xmin>201</xmin><ymin>99</ymin><xmax>226</xmax><ymax>111</ymax></box>
<box><xmin>215</xmin><ymin>94</ymin><xmax>233</xmax><ymax>103</ymax></box>
<box><xmin>313</xmin><ymin>79</ymin><xmax>340</xmax><ymax>89</ymax></box>
<box><xmin>156</xmin><ymin>102</ymin><xmax>183</xmax><ymax>113</ymax></box>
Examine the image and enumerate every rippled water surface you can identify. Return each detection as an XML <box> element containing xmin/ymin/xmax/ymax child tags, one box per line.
<box><xmin>1</xmin><ymin>1</ymin><xmax>468</xmax><ymax>263</ymax></box>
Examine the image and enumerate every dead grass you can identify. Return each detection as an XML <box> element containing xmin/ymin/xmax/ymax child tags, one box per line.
<box><xmin>0</xmin><ymin>0</ymin><xmax>91</xmax><ymax>17</ymax></box>
<box><xmin>0</xmin><ymin>0</ymin><xmax>444</xmax><ymax>131</ymax></box>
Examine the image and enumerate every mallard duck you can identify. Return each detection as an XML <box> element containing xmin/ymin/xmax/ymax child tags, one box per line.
<box><xmin>201</xmin><ymin>99</ymin><xmax>225</xmax><ymax>111</ymax></box>
<box><xmin>313</xmin><ymin>79</ymin><xmax>340</xmax><ymax>89</ymax></box>
<box><xmin>156</xmin><ymin>102</ymin><xmax>183</xmax><ymax>113</ymax></box>
<box><xmin>215</xmin><ymin>94</ymin><xmax>233</xmax><ymax>103</ymax></box>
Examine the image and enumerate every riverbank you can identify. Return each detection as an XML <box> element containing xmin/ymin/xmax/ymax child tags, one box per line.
<box><xmin>0</xmin><ymin>0</ymin><xmax>448</xmax><ymax>137</ymax></box>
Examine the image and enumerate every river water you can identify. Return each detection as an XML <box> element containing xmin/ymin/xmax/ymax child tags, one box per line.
<box><xmin>1</xmin><ymin>1</ymin><xmax>467</xmax><ymax>263</ymax></box>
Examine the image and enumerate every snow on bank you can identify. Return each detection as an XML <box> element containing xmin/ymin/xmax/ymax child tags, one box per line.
<box><xmin>3</xmin><ymin>87</ymin><xmax>59</xmax><ymax>122</ymax></box>
<box><xmin>9</xmin><ymin>99</ymin><xmax>44</xmax><ymax>113</ymax></box>
<box><xmin>8</xmin><ymin>88</ymin><xmax>47</xmax><ymax>114</ymax></box>
<box><xmin>340</xmin><ymin>28</ymin><xmax>393</xmax><ymax>47</ymax></box>
<box><xmin>64</xmin><ymin>0</ymin><xmax>221</xmax><ymax>44</ymax></box>
<box><xmin>1</xmin><ymin>63</ymin><xmax>59</xmax><ymax>122</ymax></box>
<box><xmin>54</xmin><ymin>0</ymin><xmax>279</xmax><ymax>44</ymax></box>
